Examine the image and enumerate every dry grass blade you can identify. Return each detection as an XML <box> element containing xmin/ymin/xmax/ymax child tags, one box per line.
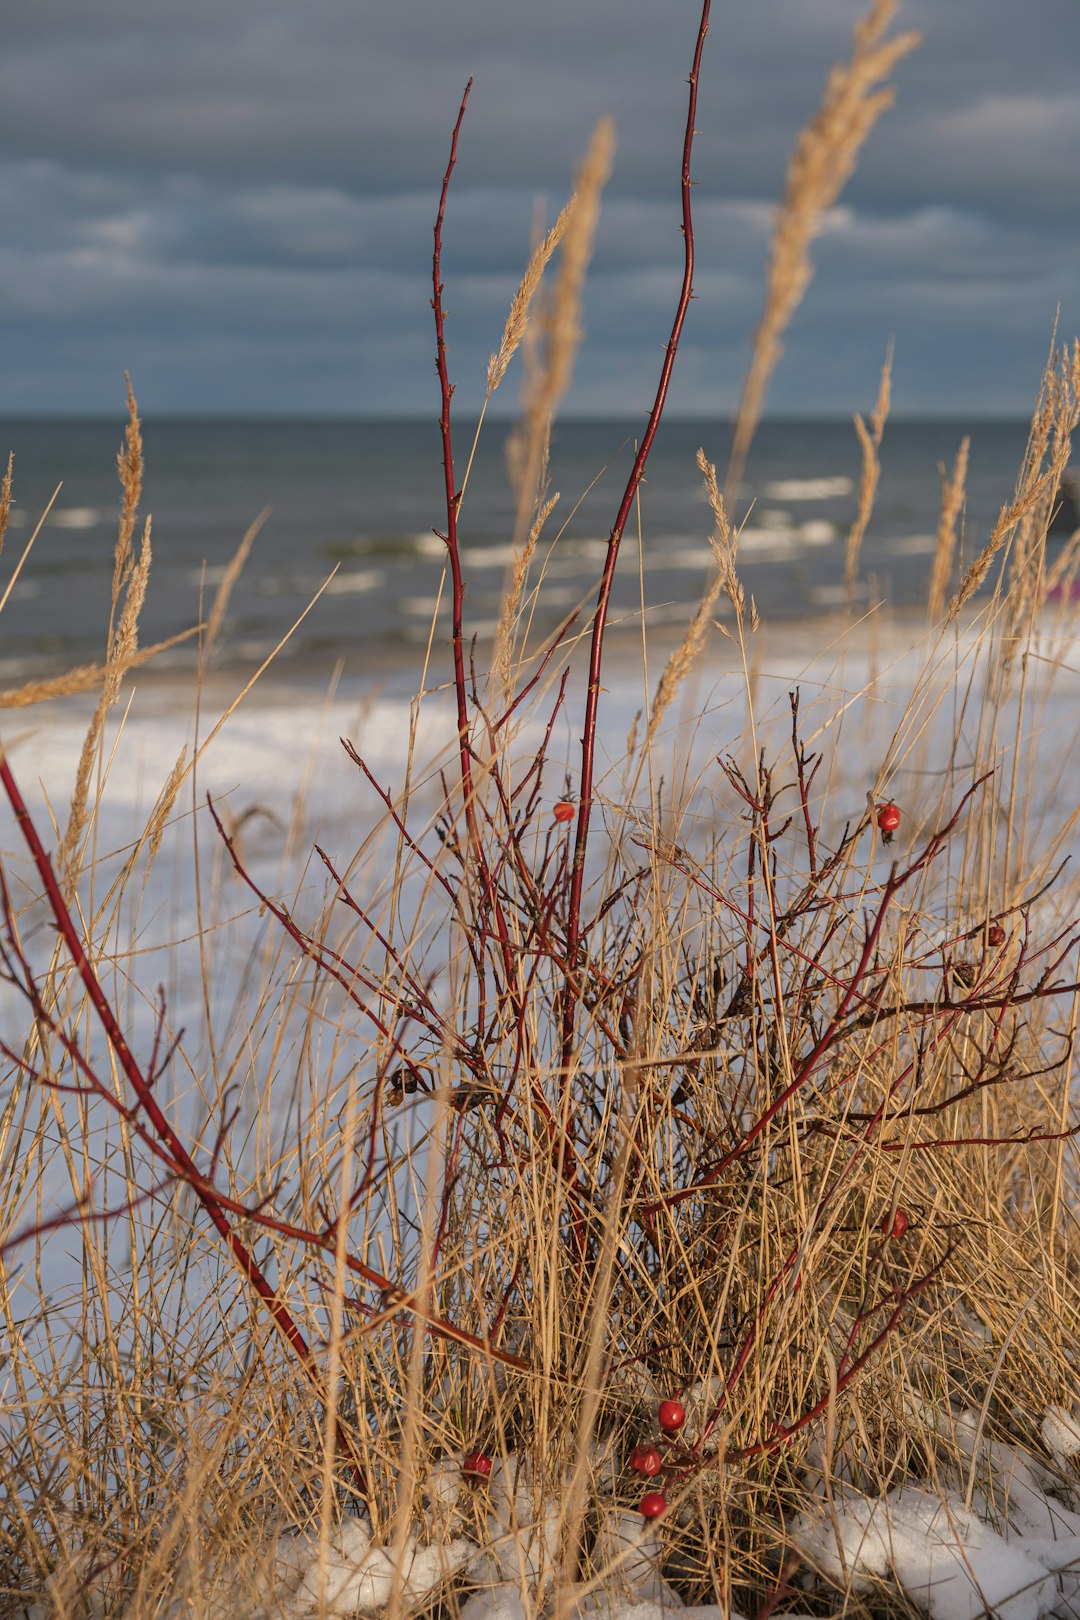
<box><xmin>506</xmin><ymin>118</ymin><xmax>615</xmax><ymax>532</ymax></box>
<box><xmin>0</xmin><ymin>628</ymin><xmax>199</xmax><ymax>710</ymax></box>
<box><xmin>1044</xmin><ymin>525</ymin><xmax>1080</xmax><ymax>599</ymax></box>
<box><xmin>727</xmin><ymin>0</ymin><xmax>918</xmax><ymax>495</ymax></box>
<box><xmin>948</xmin><ymin>342</ymin><xmax>1080</xmax><ymax>624</ymax></box>
<box><xmin>646</xmin><ymin>452</ymin><xmax>740</xmax><ymax>750</ymax></box>
<box><xmin>112</xmin><ymin>375</ymin><xmax>144</xmax><ymax>608</ymax></box>
<box><xmin>204</xmin><ymin>507</ymin><xmax>269</xmax><ymax>658</ymax></box>
<box><xmin>0</xmin><ymin>452</ymin><xmax>12</xmax><ymax>559</ymax></box>
<box><xmin>927</xmin><ymin>436</ymin><xmax>970</xmax><ymax>624</ymax></box>
<box><xmin>143</xmin><ymin>745</ymin><xmax>189</xmax><ymax>870</ymax></box>
<box><xmin>0</xmin><ymin>484</ymin><xmax>62</xmax><ymax>620</ymax></box>
<box><xmin>106</xmin><ymin>517</ymin><xmax>152</xmax><ymax>702</ymax></box>
<box><xmin>59</xmin><ymin>386</ymin><xmax>150</xmax><ymax>894</ymax></box>
<box><xmin>539</xmin><ymin>118</ymin><xmax>615</xmax><ymax>415</ymax></box>
<box><xmin>492</xmin><ymin>490</ymin><xmax>560</xmax><ymax>691</ymax></box>
<box><xmin>488</xmin><ymin>118</ymin><xmax>615</xmax><ymax>687</ymax></box>
<box><xmin>844</xmin><ymin>352</ymin><xmax>891</xmax><ymax>607</ymax></box>
<box><xmin>487</xmin><ymin>200</ymin><xmax>575</xmax><ymax>397</ymax></box>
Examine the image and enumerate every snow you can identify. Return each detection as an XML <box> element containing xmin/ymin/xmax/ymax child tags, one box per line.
<box><xmin>274</xmin><ymin>1516</ymin><xmax>473</xmax><ymax>1618</ymax></box>
<box><xmin>794</xmin><ymin>1393</ymin><xmax>1080</xmax><ymax>1620</ymax></box>
<box><xmin>1043</xmin><ymin>1409</ymin><xmax>1080</xmax><ymax>1463</ymax></box>
<box><xmin>470</xmin><ymin>1455</ymin><xmax>562</xmax><ymax>1592</ymax></box>
<box><xmin>796</xmin><ymin>1487</ymin><xmax>1059</xmax><ymax>1620</ymax></box>
<box><xmin>459</xmin><ymin>1584</ymin><xmax>534</xmax><ymax>1620</ymax></box>
<box><xmin>124</xmin><ymin>1432</ymin><xmax>1080</xmax><ymax>1620</ymax></box>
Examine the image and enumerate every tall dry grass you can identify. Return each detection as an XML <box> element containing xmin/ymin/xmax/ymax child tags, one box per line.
<box><xmin>1</xmin><ymin>5</ymin><xmax>1080</xmax><ymax>1620</ymax></box>
<box><xmin>726</xmin><ymin>0</ymin><xmax>919</xmax><ymax>499</ymax></box>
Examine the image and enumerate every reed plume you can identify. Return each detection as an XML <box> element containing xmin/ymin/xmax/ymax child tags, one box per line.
<box><xmin>727</xmin><ymin>0</ymin><xmax>918</xmax><ymax>496</ymax></box>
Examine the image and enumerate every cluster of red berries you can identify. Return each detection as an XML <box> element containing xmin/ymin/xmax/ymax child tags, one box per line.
<box><xmin>627</xmin><ymin>1398</ymin><xmax>686</xmax><ymax>1519</ymax></box>
<box><xmin>462</xmin><ymin>1397</ymin><xmax>688</xmax><ymax>1519</ymax></box>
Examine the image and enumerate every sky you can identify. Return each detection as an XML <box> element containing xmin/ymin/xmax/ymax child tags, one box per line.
<box><xmin>0</xmin><ymin>1</ymin><xmax>1076</xmax><ymax>420</ymax></box>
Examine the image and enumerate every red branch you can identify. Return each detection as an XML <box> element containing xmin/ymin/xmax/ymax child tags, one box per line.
<box><xmin>560</xmin><ymin>0</ymin><xmax>712</xmax><ymax>1078</ymax></box>
<box><xmin>0</xmin><ymin>753</ymin><xmax>371</xmax><ymax>1502</ymax></box>
<box><xmin>432</xmin><ymin>78</ymin><xmax>477</xmax><ymax>826</ymax></box>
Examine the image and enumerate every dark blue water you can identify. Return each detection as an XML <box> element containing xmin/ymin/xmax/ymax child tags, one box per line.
<box><xmin>0</xmin><ymin>416</ymin><xmax>1035</xmax><ymax>678</ymax></box>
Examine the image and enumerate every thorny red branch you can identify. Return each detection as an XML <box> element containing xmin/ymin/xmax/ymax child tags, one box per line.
<box><xmin>560</xmin><ymin>0</ymin><xmax>713</xmax><ymax>1080</ymax></box>
<box><xmin>432</xmin><ymin>79</ymin><xmax>478</xmax><ymax>835</ymax></box>
<box><xmin>429</xmin><ymin>101</ymin><xmax>599</xmax><ymax>1251</ymax></box>
<box><xmin>0</xmin><ymin>859</ymin><xmax>541</xmax><ymax>1384</ymax></box>
<box><xmin>0</xmin><ymin>752</ymin><xmax>373</xmax><ymax>1500</ymax></box>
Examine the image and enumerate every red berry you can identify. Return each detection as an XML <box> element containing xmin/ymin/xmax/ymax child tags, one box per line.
<box><xmin>639</xmin><ymin>1492</ymin><xmax>668</xmax><ymax>1519</ymax></box>
<box><xmin>877</xmin><ymin>802</ymin><xmax>901</xmax><ymax>835</ymax></box>
<box><xmin>881</xmin><ymin>1208</ymin><xmax>909</xmax><ymax>1240</ymax></box>
<box><xmin>658</xmin><ymin>1400</ymin><xmax>685</xmax><ymax>1433</ymax></box>
<box><xmin>987</xmin><ymin>923</ymin><xmax>1006</xmax><ymax>947</ymax></box>
<box><xmin>462</xmin><ymin>1450</ymin><xmax>492</xmax><ymax>1480</ymax></box>
<box><xmin>553</xmin><ymin>800</ymin><xmax>576</xmax><ymax>824</ymax></box>
<box><xmin>629</xmin><ymin>1444</ymin><xmax>663</xmax><ymax>1477</ymax></box>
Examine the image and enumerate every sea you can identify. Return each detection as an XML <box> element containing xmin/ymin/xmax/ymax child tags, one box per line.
<box><xmin>0</xmin><ymin>415</ymin><xmax>1038</xmax><ymax>683</ymax></box>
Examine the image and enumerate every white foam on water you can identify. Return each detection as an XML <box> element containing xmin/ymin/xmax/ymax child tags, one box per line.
<box><xmin>892</xmin><ymin>532</ymin><xmax>939</xmax><ymax>554</ymax></box>
<box><xmin>461</xmin><ymin>543</ymin><xmax>521</xmax><ymax>569</ymax></box>
<box><xmin>323</xmin><ymin>568</ymin><xmax>386</xmax><ymax>594</ymax></box>
<box><xmin>47</xmin><ymin>506</ymin><xmax>103</xmax><ymax>528</ymax></box>
<box><xmin>762</xmin><ymin>476</ymin><xmax>854</xmax><ymax>500</ymax></box>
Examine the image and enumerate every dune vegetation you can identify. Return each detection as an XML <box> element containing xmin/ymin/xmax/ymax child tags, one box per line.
<box><xmin>3</xmin><ymin>2</ymin><xmax>1080</xmax><ymax>1617</ymax></box>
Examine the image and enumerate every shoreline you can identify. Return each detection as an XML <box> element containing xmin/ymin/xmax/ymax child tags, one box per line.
<box><xmin>2</xmin><ymin>599</ymin><xmax>1010</xmax><ymax>723</ymax></box>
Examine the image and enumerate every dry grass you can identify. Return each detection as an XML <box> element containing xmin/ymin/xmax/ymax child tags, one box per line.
<box><xmin>927</xmin><ymin>436</ymin><xmax>971</xmax><ymax>625</ymax></box>
<box><xmin>844</xmin><ymin>351</ymin><xmax>891</xmax><ymax>607</ymax></box>
<box><xmin>493</xmin><ymin>118</ymin><xmax>615</xmax><ymax>692</ymax></box>
<box><xmin>1</xmin><ymin>15</ymin><xmax>1080</xmax><ymax>1620</ymax></box>
<box><xmin>726</xmin><ymin>0</ymin><xmax>918</xmax><ymax>497</ymax></box>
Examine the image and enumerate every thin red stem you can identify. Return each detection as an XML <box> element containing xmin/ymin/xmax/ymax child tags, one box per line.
<box><xmin>559</xmin><ymin>0</ymin><xmax>712</xmax><ymax>1077</ymax></box>
<box><xmin>0</xmin><ymin>754</ymin><xmax>372</xmax><ymax>1499</ymax></box>
<box><xmin>432</xmin><ymin>79</ymin><xmax>477</xmax><ymax>825</ymax></box>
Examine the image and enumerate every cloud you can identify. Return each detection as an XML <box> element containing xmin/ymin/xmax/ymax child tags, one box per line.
<box><xmin>0</xmin><ymin>0</ymin><xmax>1076</xmax><ymax>413</ymax></box>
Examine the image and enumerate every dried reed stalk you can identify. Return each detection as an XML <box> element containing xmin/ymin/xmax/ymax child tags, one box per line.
<box><xmin>505</xmin><ymin>119</ymin><xmax>615</xmax><ymax>534</ymax></box>
<box><xmin>993</xmin><ymin>342</ymin><xmax>1080</xmax><ymax>696</ymax></box>
<box><xmin>0</xmin><ymin>453</ymin><xmax>12</xmax><ymax>558</ymax></box>
<box><xmin>727</xmin><ymin>0</ymin><xmax>918</xmax><ymax>496</ymax></box>
<box><xmin>204</xmin><ymin>508</ymin><xmax>268</xmax><ymax>657</ymax></box>
<box><xmin>948</xmin><ymin>342</ymin><xmax>1080</xmax><ymax>624</ymax></box>
<box><xmin>487</xmin><ymin>201</ymin><xmax>576</xmax><ymax>398</ymax></box>
<box><xmin>492</xmin><ymin>491</ymin><xmax>560</xmax><ymax>690</ymax></box>
<box><xmin>143</xmin><ymin>745</ymin><xmax>189</xmax><ymax>870</ymax></box>
<box><xmin>561</xmin><ymin>5</ymin><xmax>712</xmax><ymax>1080</ymax></box>
<box><xmin>106</xmin><ymin>517</ymin><xmax>152</xmax><ymax>696</ymax></box>
<box><xmin>111</xmin><ymin>375</ymin><xmax>144</xmax><ymax>617</ymax></box>
<box><xmin>1044</xmin><ymin>527</ymin><xmax>1080</xmax><ymax>598</ymax></box>
<box><xmin>645</xmin><ymin>452</ymin><xmax>742</xmax><ymax>751</ymax></box>
<box><xmin>59</xmin><ymin>387</ymin><xmax>149</xmax><ymax>895</ymax></box>
<box><xmin>534</xmin><ymin>119</ymin><xmax>614</xmax><ymax>423</ymax></box>
<box><xmin>454</xmin><ymin>202</ymin><xmax>576</xmax><ymax>517</ymax></box>
<box><xmin>926</xmin><ymin>436</ymin><xmax>970</xmax><ymax>624</ymax></box>
<box><xmin>844</xmin><ymin>353</ymin><xmax>891</xmax><ymax>607</ymax></box>
<box><xmin>0</xmin><ymin>628</ymin><xmax>198</xmax><ymax>710</ymax></box>
<box><xmin>491</xmin><ymin>120</ymin><xmax>614</xmax><ymax>690</ymax></box>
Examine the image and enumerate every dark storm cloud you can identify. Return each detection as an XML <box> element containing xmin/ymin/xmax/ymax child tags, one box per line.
<box><xmin>0</xmin><ymin>0</ymin><xmax>1076</xmax><ymax>414</ymax></box>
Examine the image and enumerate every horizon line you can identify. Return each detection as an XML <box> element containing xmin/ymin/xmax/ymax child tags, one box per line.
<box><xmin>0</xmin><ymin>409</ymin><xmax>1035</xmax><ymax>426</ymax></box>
